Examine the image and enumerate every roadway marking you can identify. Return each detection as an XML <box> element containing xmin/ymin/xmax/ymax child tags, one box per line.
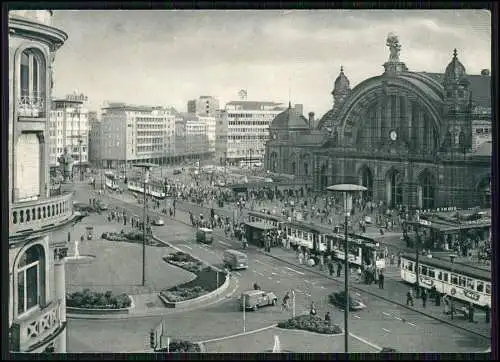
<box><xmin>355</xmin><ymin>292</ymin><xmax>361</xmax><ymax>296</ymax></box>
<box><xmin>320</xmin><ymin>286</ymin><xmax>325</xmax><ymax>289</ymax></box>
<box><xmin>383</xmin><ymin>312</ymin><xmax>391</xmax><ymax>317</ymax></box>
<box><xmin>219</xmin><ymin>241</ymin><xmax>231</xmax><ymax>247</ymax></box>
<box><xmin>393</xmin><ymin>316</ymin><xmax>402</xmax><ymax>321</ymax></box>
<box><xmin>382</xmin><ymin>328</ymin><xmax>391</xmax><ymax>333</ymax></box>
<box><xmin>286</xmin><ymin>267</ymin><xmax>305</xmax><ymax>275</ymax></box>
<box><xmin>349</xmin><ymin>333</ymin><xmax>382</xmax><ymax>351</ymax></box>
<box><xmin>306</xmin><ymin>293</ymin><xmax>311</xmax><ymax>297</ymax></box>
<box><xmin>256</xmin><ymin>271</ymin><xmax>264</xmax><ymax>277</ymax></box>
<box><xmin>353</xmin><ymin>315</ymin><xmax>361</xmax><ymax>319</ymax></box>
<box><xmin>276</xmin><ymin>280</ymin><xmax>281</xmax><ymax>284</ymax></box>
<box><xmin>407</xmin><ymin>322</ymin><xmax>417</xmax><ymax>327</ymax></box>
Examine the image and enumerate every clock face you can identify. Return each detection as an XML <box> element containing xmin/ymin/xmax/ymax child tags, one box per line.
<box><xmin>389</xmin><ymin>130</ymin><xmax>397</xmax><ymax>141</ymax></box>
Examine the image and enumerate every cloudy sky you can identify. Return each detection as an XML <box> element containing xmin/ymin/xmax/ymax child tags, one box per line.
<box><xmin>51</xmin><ymin>9</ymin><xmax>491</xmax><ymax>116</ymax></box>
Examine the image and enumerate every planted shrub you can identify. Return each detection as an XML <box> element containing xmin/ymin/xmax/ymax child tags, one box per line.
<box><xmin>156</xmin><ymin>339</ymin><xmax>201</xmax><ymax>353</ymax></box>
<box><xmin>67</xmin><ymin>289</ymin><xmax>132</xmax><ymax>309</ymax></box>
<box><xmin>160</xmin><ymin>285</ymin><xmax>209</xmax><ymax>303</ymax></box>
<box><xmin>277</xmin><ymin>315</ymin><xmax>343</xmax><ymax>335</ymax></box>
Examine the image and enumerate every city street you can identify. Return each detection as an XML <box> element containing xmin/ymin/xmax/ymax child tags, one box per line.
<box><xmin>67</xmin><ymin>183</ymin><xmax>490</xmax><ymax>353</ymax></box>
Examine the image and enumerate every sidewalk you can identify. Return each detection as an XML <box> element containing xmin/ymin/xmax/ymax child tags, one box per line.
<box><xmin>253</xmin><ymin>245</ymin><xmax>491</xmax><ymax>338</ymax></box>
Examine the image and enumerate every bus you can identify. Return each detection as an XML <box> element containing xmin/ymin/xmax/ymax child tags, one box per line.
<box><xmin>127</xmin><ymin>178</ymin><xmax>166</xmax><ymax>199</ymax></box>
<box><xmin>104</xmin><ymin>171</ymin><xmax>119</xmax><ymax>191</ymax></box>
<box><xmin>400</xmin><ymin>252</ymin><xmax>491</xmax><ymax>308</ymax></box>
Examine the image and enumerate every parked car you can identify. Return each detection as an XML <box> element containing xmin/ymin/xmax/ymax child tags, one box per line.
<box><xmin>239</xmin><ymin>290</ymin><xmax>278</xmax><ymax>311</ymax></box>
<box><xmin>152</xmin><ymin>218</ymin><xmax>165</xmax><ymax>226</ymax></box>
<box><xmin>328</xmin><ymin>291</ymin><xmax>366</xmax><ymax>311</ymax></box>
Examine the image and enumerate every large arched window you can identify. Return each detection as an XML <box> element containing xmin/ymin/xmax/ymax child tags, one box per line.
<box><xmin>304</xmin><ymin>162</ymin><xmax>309</xmax><ymax>176</ymax></box>
<box><xmin>291</xmin><ymin>161</ymin><xmax>296</xmax><ymax>175</ymax></box>
<box><xmin>18</xmin><ymin>48</ymin><xmax>46</xmax><ymax>117</ymax></box>
<box><xmin>320</xmin><ymin>164</ymin><xmax>328</xmax><ymax>190</ymax></box>
<box><xmin>17</xmin><ymin>244</ymin><xmax>45</xmax><ymax>316</ymax></box>
<box><xmin>270</xmin><ymin>152</ymin><xmax>278</xmax><ymax>172</ymax></box>
<box><xmin>387</xmin><ymin>169</ymin><xmax>403</xmax><ymax>208</ymax></box>
<box><xmin>359</xmin><ymin>166</ymin><xmax>373</xmax><ymax>201</ymax></box>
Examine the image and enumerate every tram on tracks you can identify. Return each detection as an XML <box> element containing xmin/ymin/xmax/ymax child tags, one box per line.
<box><xmin>247</xmin><ymin>210</ymin><xmax>386</xmax><ymax>269</ymax></box>
<box><xmin>104</xmin><ymin>171</ymin><xmax>119</xmax><ymax>190</ymax></box>
<box><xmin>400</xmin><ymin>252</ymin><xmax>491</xmax><ymax>308</ymax></box>
<box><xmin>127</xmin><ymin>178</ymin><xmax>167</xmax><ymax>199</ymax></box>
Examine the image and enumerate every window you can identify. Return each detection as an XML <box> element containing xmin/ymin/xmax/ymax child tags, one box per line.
<box><xmin>485</xmin><ymin>284</ymin><xmax>491</xmax><ymax>295</ymax></box>
<box><xmin>17</xmin><ymin>244</ymin><xmax>45</xmax><ymax>315</ymax></box>
<box><xmin>19</xmin><ymin>48</ymin><xmax>46</xmax><ymax>117</ymax></box>
<box><xmin>466</xmin><ymin>278</ymin><xmax>475</xmax><ymax>290</ymax></box>
<box><xmin>477</xmin><ymin>281</ymin><xmax>484</xmax><ymax>293</ymax></box>
<box><xmin>438</xmin><ymin>271</ymin><xmax>443</xmax><ymax>280</ymax></box>
<box><xmin>428</xmin><ymin>268</ymin><xmax>435</xmax><ymax>278</ymax></box>
<box><xmin>450</xmin><ymin>273</ymin><xmax>458</xmax><ymax>285</ymax></box>
<box><xmin>408</xmin><ymin>262</ymin><xmax>413</xmax><ymax>272</ymax></box>
<box><xmin>420</xmin><ymin>265</ymin><xmax>427</xmax><ymax>276</ymax></box>
<box><xmin>443</xmin><ymin>273</ymin><xmax>448</xmax><ymax>282</ymax></box>
<box><xmin>458</xmin><ymin>276</ymin><xmax>466</xmax><ymax>287</ymax></box>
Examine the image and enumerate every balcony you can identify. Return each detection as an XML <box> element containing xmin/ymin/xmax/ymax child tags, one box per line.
<box><xmin>10</xmin><ymin>299</ymin><xmax>65</xmax><ymax>352</ymax></box>
<box><xmin>17</xmin><ymin>95</ymin><xmax>46</xmax><ymax>118</ymax></box>
<box><xmin>10</xmin><ymin>192</ymin><xmax>74</xmax><ymax>237</ymax></box>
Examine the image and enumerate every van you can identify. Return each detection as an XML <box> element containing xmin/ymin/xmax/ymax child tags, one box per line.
<box><xmin>239</xmin><ymin>290</ymin><xmax>278</xmax><ymax>311</ymax></box>
<box><xmin>196</xmin><ymin>228</ymin><xmax>213</xmax><ymax>244</ymax></box>
<box><xmin>223</xmin><ymin>249</ymin><xmax>248</xmax><ymax>270</ymax></box>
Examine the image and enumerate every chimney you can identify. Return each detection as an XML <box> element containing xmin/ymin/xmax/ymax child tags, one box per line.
<box><xmin>481</xmin><ymin>69</ymin><xmax>490</xmax><ymax>76</ymax></box>
<box><xmin>294</xmin><ymin>104</ymin><xmax>303</xmax><ymax>116</ymax></box>
<box><xmin>308</xmin><ymin>112</ymin><xmax>315</xmax><ymax>129</ymax></box>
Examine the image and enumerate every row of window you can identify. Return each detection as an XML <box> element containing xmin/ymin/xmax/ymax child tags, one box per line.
<box><xmin>227</xmin><ymin>113</ymin><xmax>278</xmax><ymax>118</ymax></box>
<box><xmin>228</xmin><ymin>121</ymin><xmax>271</xmax><ymax>126</ymax></box>
<box><xmin>228</xmin><ymin>135</ymin><xmax>268</xmax><ymax>141</ymax></box>
<box><xmin>404</xmin><ymin>261</ymin><xmax>491</xmax><ymax>294</ymax></box>
<box><xmin>475</xmin><ymin>128</ymin><xmax>491</xmax><ymax>134</ymax></box>
<box><xmin>136</xmin><ymin>124</ymin><xmax>169</xmax><ymax>130</ymax></box>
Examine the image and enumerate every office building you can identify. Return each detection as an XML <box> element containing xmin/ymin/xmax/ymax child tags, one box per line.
<box><xmin>187</xmin><ymin>95</ymin><xmax>219</xmax><ymax>117</ymax></box>
<box><xmin>8</xmin><ymin>10</ymin><xmax>75</xmax><ymax>353</ymax></box>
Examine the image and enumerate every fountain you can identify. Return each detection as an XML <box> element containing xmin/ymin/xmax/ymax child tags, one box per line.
<box><xmin>64</xmin><ymin>240</ymin><xmax>96</xmax><ymax>264</ymax></box>
<box><xmin>272</xmin><ymin>335</ymin><xmax>281</xmax><ymax>353</ymax></box>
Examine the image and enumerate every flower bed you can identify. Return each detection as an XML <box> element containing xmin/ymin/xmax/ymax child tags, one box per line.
<box><xmin>156</xmin><ymin>340</ymin><xmax>201</xmax><ymax>353</ymax></box>
<box><xmin>66</xmin><ymin>289</ymin><xmax>131</xmax><ymax>309</ymax></box>
<box><xmin>102</xmin><ymin>231</ymin><xmax>162</xmax><ymax>246</ymax></box>
<box><xmin>277</xmin><ymin>315</ymin><xmax>343</xmax><ymax>335</ymax></box>
<box><xmin>160</xmin><ymin>251</ymin><xmax>226</xmax><ymax>305</ymax></box>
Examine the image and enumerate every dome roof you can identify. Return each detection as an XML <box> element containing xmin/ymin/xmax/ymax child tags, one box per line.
<box><xmin>333</xmin><ymin>66</ymin><xmax>350</xmax><ymax>95</ymax></box>
<box><xmin>444</xmin><ymin>49</ymin><xmax>469</xmax><ymax>85</ymax></box>
<box><xmin>270</xmin><ymin>104</ymin><xmax>310</xmax><ymax>130</ymax></box>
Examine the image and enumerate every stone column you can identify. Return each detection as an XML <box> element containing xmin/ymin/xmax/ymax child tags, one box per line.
<box><xmin>385</xmin><ymin>95</ymin><xmax>392</xmax><ymax>138</ymax></box>
<box><xmin>54</xmin><ymin>260</ymin><xmax>66</xmax><ymax>353</ymax></box>
<box><xmin>376</xmin><ymin>100</ymin><xmax>382</xmax><ymax>140</ymax></box>
<box><xmin>405</xmin><ymin>97</ymin><xmax>412</xmax><ymax>147</ymax></box>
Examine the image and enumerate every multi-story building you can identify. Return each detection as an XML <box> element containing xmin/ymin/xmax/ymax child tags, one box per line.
<box><xmin>177</xmin><ymin>112</ymin><xmax>211</xmax><ymax>160</ymax></box>
<box><xmin>87</xmin><ymin>110</ymin><xmax>100</xmax><ymax>166</ymax></box>
<box><xmin>266</xmin><ymin>35</ymin><xmax>491</xmax><ymax>210</ymax></box>
<box><xmin>198</xmin><ymin>115</ymin><xmax>216</xmax><ymax>154</ymax></box>
<box><xmin>219</xmin><ymin>100</ymin><xmax>287</xmax><ymax>165</ymax></box>
<box><xmin>96</xmin><ymin>103</ymin><xmax>176</xmax><ymax>169</ymax></box>
<box><xmin>48</xmin><ymin>92</ymin><xmax>89</xmax><ymax>175</ymax></box>
<box><xmin>187</xmin><ymin>95</ymin><xmax>220</xmax><ymax>117</ymax></box>
<box><xmin>8</xmin><ymin>10</ymin><xmax>76</xmax><ymax>353</ymax></box>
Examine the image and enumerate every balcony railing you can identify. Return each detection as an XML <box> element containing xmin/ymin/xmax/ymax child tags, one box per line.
<box><xmin>10</xmin><ymin>192</ymin><xmax>73</xmax><ymax>236</ymax></box>
<box><xmin>10</xmin><ymin>299</ymin><xmax>63</xmax><ymax>352</ymax></box>
<box><xmin>17</xmin><ymin>94</ymin><xmax>46</xmax><ymax>118</ymax></box>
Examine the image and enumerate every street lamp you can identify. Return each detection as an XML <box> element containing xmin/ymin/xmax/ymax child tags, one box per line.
<box><xmin>449</xmin><ymin>253</ymin><xmax>457</xmax><ymax>320</ymax></box>
<box><xmin>326</xmin><ymin>184</ymin><xmax>367</xmax><ymax>353</ymax></box>
<box><xmin>133</xmin><ymin>162</ymin><xmax>158</xmax><ymax>286</ymax></box>
<box><xmin>78</xmin><ymin>137</ymin><xmax>83</xmax><ymax>181</ymax></box>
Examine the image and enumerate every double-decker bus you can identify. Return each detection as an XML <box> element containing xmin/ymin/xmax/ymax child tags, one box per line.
<box><xmin>104</xmin><ymin>171</ymin><xmax>119</xmax><ymax>190</ymax></box>
<box><xmin>400</xmin><ymin>253</ymin><xmax>491</xmax><ymax>308</ymax></box>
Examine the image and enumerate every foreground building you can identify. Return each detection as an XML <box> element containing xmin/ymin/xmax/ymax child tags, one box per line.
<box><xmin>265</xmin><ymin>35</ymin><xmax>491</xmax><ymax>210</ymax></box>
<box><xmin>218</xmin><ymin>100</ymin><xmax>287</xmax><ymax>166</ymax></box>
<box><xmin>48</xmin><ymin>92</ymin><xmax>89</xmax><ymax>175</ymax></box>
<box><xmin>8</xmin><ymin>10</ymin><xmax>76</xmax><ymax>352</ymax></box>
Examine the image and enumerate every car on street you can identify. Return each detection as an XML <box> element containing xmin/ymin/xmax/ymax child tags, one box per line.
<box><xmin>73</xmin><ymin>202</ymin><xmax>96</xmax><ymax>213</ymax></box>
<box><xmin>152</xmin><ymin>218</ymin><xmax>165</xmax><ymax>226</ymax></box>
<box><xmin>95</xmin><ymin>200</ymin><xmax>108</xmax><ymax>211</ymax></box>
<box><xmin>328</xmin><ymin>291</ymin><xmax>366</xmax><ymax>311</ymax></box>
<box><xmin>239</xmin><ymin>290</ymin><xmax>278</xmax><ymax>311</ymax></box>
<box><xmin>173</xmin><ymin>169</ymin><xmax>182</xmax><ymax>175</ymax></box>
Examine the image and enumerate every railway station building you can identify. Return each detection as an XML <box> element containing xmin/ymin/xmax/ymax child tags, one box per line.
<box><xmin>265</xmin><ymin>36</ymin><xmax>492</xmax><ymax>211</ymax></box>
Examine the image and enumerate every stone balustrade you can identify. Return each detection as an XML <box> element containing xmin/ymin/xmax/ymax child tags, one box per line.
<box><xmin>11</xmin><ymin>299</ymin><xmax>64</xmax><ymax>352</ymax></box>
<box><xmin>10</xmin><ymin>192</ymin><xmax>74</xmax><ymax>236</ymax></box>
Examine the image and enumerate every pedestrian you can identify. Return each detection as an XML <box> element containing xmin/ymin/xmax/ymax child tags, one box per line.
<box><xmin>406</xmin><ymin>289</ymin><xmax>414</xmax><ymax>306</ymax></box>
<box><xmin>421</xmin><ymin>289</ymin><xmax>427</xmax><ymax>308</ymax></box>
<box><xmin>310</xmin><ymin>302</ymin><xmax>317</xmax><ymax>316</ymax></box>
<box><xmin>378</xmin><ymin>272</ymin><xmax>385</xmax><ymax>289</ymax></box>
<box><xmin>328</xmin><ymin>261</ymin><xmax>334</xmax><ymax>276</ymax></box>
<box><xmin>324</xmin><ymin>311</ymin><xmax>331</xmax><ymax>325</ymax></box>
<box><xmin>336</xmin><ymin>262</ymin><xmax>342</xmax><ymax>277</ymax></box>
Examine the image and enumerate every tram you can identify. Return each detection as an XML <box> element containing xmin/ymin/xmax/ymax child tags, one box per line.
<box><xmin>400</xmin><ymin>253</ymin><xmax>491</xmax><ymax>308</ymax></box>
<box><xmin>104</xmin><ymin>171</ymin><xmax>119</xmax><ymax>190</ymax></box>
<box><xmin>127</xmin><ymin>178</ymin><xmax>167</xmax><ymax>199</ymax></box>
<box><xmin>247</xmin><ymin>210</ymin><xmax>286</xmax><ymax>228</ymax></box>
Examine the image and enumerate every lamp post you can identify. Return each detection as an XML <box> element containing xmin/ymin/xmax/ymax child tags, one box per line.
<box><xmin>133</xmin><ymin>162</ymin><xmax>158</xmax><ymax>286</ymax></box>
<box><xmin>326</xmin><ymin>184</ymin><xmax>367</xmax><ymax>353</ymax></box>
<box><xmin>449</xmin><ymin>253</ymin><xmax>457</xmax><ymax>320</ymax></box>
<box><xmin>78</xmin><ymin>137</ymin><xmax>83</xmax><ymax>181</ymax></box>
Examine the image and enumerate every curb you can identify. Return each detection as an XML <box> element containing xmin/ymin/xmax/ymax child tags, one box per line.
<box><xmin>198</xmin><ymin>324</ymin><xmax>278</xmax><ymax>344</ymax></box>
<box><xmin>256</xmin><ymin>249</ymin><xmax>490</xmax><ymax>340</ymax></box>
<box><xmin>66</xmin><ymin>294</ymin><xmax>135</xmax><ymax>317</ymax></box>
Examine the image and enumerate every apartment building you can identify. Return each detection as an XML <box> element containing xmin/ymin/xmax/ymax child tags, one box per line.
<box><xmin>48</xmin><ymin>92</ymin><xmax>89</xmax><ymax>174</ymax></box>
<box><xmin>187</xmin><ymin>95</ymin><xmax>219</xmax><ymax>117</ymax></box>
<box><xmin>9</xmin><ymin>10</ymin><xmax>75</xmax><ymax>353</ymax></box>
<box><xmin>218</xmin><ymin>100</ymin><xmax>287</xmax><ymax>165</ymax></box>
<box><xmin>96</xmin><ymin>103</ymin><xmax>176</xmax><ymax>169</ymax></box>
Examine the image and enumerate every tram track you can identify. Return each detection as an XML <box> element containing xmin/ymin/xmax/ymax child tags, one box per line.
<box><xmin>99</xmin><ymin>191</ymin><xmax>490</xmax><ymax>341</ymax></box>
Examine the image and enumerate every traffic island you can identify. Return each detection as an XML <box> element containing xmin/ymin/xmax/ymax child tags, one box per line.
<box><xmin>277</xmin><ymin>315</ymin><xmax>343</xmax><ymax>335</ymax></box>
<box><xmin>159</xmin><ymin>251</ymin><xmax>229</xmax><ymax>308</ymax></box>
<box><xmin>66</xmin><ymin>289</ymin><xmax>135</xmax><ymax>315</ymax></box>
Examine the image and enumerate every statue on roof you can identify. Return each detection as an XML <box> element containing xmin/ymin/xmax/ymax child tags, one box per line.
<box><xmin>386</xmin><ymin>32</ymin><xmax>401</xmax><ymax>62</ymax></box>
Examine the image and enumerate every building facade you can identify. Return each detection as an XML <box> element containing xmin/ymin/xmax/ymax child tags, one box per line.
<box><xmin>48</xmin><ymin>92</ymin><xmax>89</xmax><ymax>172</ymax></box>
<box><xmin>8</xmin><ymin>10</ymin><xmax>75</xmax><ymax>353</ymax></box>
<box><xmin>87</xmin><ymin>110</ymin><xmax>100</xmax><ymax>165</ymax></box>
<box><xmin>95</xmin><ymin>103</ymin><xmax>176</xmax><ymax>169</ymax></box>
<box><xmin>175</xmin><ymin>112</ymin><xmax>211</xmax><ymax>161</ymax></box>
<box><xmin>265</xmin><ymin>35</ymin><xmax>491</xmax><ymax>210</ymax></box>
<box><xmin>220</xmin><ymin>101</ymin><xmax>287</xmax><ymax>165</ymax></box>
<box><xmin>187</xmin><ymin>95</ymin><xmax>220</xmax><ymax>117</ymax></box>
